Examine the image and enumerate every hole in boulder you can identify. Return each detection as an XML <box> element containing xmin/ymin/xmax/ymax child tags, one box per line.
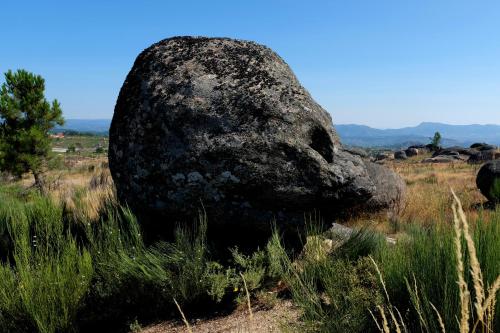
<box><xmin>309</xmin><ymin>126</ymin><xmax>334</xmax><ymax>163</ymax></box>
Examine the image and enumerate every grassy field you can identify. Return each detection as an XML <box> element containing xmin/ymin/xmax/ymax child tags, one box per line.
<box><xmin>50</xmin><ymin>135</ymin><xmax>109</xmax><ymax>159</ymax></box>
<box><xmin>51</xmin><ymin>135</ymin><xmax>109</xmax><ymax>150</ymax></box>
<box><xmin>0</xmin><ymin>154</ymin><xmax>498</xmax><ymax>332</ymax></box>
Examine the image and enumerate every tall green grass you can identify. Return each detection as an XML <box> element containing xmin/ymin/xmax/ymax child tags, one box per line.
<box><xmin>0</xmin><ymin>190</ymin><xmax>92</xmax><ymax>333</ymax></box>
<box><xmin>0</xmin><ymin>185</ymin><xmax>270</xmax><ymax>332</ymax></box>
<box><xmin>375</xmin><ymin>210</ymin><xmax>500</xmax><ymax>332</ymax></box>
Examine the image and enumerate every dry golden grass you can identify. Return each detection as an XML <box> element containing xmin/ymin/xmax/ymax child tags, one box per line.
<box><xmin>347</xmin><ymin>157</ymin><xmax>490</xmax><ymax>235</ymax></box>
<box><xmin>451</xmin><ymin>190</ymin><xmax>500</xmax><ymax>333</ymax></box>
<box><xmin>14</xmin><ymin>155</ymin><xmax>116</xmax><ymax>223</ymax></box>
<box><xmin>60</xmin><ymin>167</ymin><xmax>115</xmax><ymax>222</ymax></box>
<box><xmin>394</xmin><ymin>159</ymin><xmax>485</xmax><ymax>222</ymax></box>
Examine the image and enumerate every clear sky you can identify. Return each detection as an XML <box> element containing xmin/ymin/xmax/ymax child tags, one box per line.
<box><xmin>1</xmin><ymin>1</ymin><xmax>499</xmax><ymax>128</ymax></box>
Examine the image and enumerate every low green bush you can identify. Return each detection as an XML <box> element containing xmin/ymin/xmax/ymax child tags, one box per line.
<box><xmin>46</xmin><ymin>153</ymin><xmax>65</xmax><ymax>171</ymax></box>
<box><xmin>267</xmin><ymin>228</ymin><xmax>384</xmax><ymax>332</ymax></box>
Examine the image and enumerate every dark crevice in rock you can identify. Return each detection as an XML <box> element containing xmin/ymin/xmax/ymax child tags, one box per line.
<box><xmin>309</xmin><ymin>126</ymin><xmax>333</xmax><ymax>163</ymax></box>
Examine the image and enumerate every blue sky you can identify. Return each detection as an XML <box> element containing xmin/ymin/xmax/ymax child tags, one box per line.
<box><xmin>1</xmin><ymin>1</ymin><xmax>499</xmax><ymax>128</ymax></box>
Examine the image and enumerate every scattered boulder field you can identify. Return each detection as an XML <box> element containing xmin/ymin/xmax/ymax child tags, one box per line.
<box><xmin>109</xmin><ymin>36</ymin><xmax>406</xmax><ymax>245</ymax></box>
<box><xmin>423</xmin><ymin>143</ymin><xmax>499</xmax><ymax>163</ymax></box>
<box><xmin>370</xmin><ymin>142</ymin><xmax>500</xmax><ymax>164</ymax></box>
<box><xmin>359</xmin><ymin>142</ymin><xmax>500</xmax><ymax>204</ymax></box>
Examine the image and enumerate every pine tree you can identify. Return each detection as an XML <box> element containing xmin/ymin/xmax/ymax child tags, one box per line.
<box><xmin>430</xmin><ymin>131</ymin><xmax>442</xmax><ymax>151</ymax></box>
<box><xmin>0</xmin><ymin>69</ymin><xmax>64</xmax><ymax>194</ymax></box>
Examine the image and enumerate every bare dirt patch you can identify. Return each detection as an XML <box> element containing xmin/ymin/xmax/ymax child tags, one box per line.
<box><xmin>140</xmin><ymin>299</ymin><xmax>300</xmax><ymax>333</ymax></box>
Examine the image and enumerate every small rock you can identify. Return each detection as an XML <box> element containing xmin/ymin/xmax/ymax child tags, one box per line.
<box><xmin>375</xmin><ymin>152</ymin><xmax>395</xmax><ymax>161</ymax></box>
<box><xmin>422</xmin><ymin>155</ymin><xmax>461</xmax><ymax>163</ymax></box>
<box><xmin>405</xmin><ymin>147</ymin><xmax>419</xmax><ymax>157</ymax></box>
<box><xmin>394</xmin><ymin>151</ymin><xmax>407</xmax><ymax>160</ymax></box>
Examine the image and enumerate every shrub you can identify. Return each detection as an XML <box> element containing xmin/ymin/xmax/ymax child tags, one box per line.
<box><xmin>46</xmin><ymin>153</ymin><xmax>65</xmax><ymax>171</ymax></box>
<box><xmin>67</xmin><ymin>144</ymin><xmax>76</xmax><ymax>153</ymax></box>
<box><xmin>231</xmin><ymin>247</ymin><xmax>269</xmax><ymax>291</ymax></box>
<box><xmin>267</xmin><ymin>228</ymin><xmax>384</xmax><ymax>332</ymax></box>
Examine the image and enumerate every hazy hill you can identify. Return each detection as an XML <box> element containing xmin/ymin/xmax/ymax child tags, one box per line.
<box><xmin>54</xmin><ymin>119</ymin><xmax>111</xmax><ymax>134</ymax></box>
<box><xmin>335</xmin><ymin>122</ymin><xmax>500</xmax><ymax>148</ymax></box>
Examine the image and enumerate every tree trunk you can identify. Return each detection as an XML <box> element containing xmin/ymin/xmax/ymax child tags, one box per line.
<box><xmin>33</xmin><ymin>171</ymin><xmax>48</xmax><ymax>196</ymax></box>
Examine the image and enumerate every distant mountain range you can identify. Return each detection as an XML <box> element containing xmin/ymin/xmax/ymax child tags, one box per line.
<box><xmin>55</xmin><ymin>119</ymin><xmax>500</xmax><ymax>148</ymax></box>
<box><xmin>335</xmin><ymin>122</ymin><xmax>500</xmax><ymax>148</ymax></box>
<box><xmin>54</xmin><ymin>119</ymin><xmax>111</xmax><ymax>134</ymax></box>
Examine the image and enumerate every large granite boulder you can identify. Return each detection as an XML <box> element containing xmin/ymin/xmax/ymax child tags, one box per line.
<box><xmin>476</xmin><ymin>160</ymin><xmax>500</xmax><ymax>203</ymax></box>
<box><xmin>109</xmin><ymin>36</ymin><xmax>405</xmax><ymax>244</ymax></box>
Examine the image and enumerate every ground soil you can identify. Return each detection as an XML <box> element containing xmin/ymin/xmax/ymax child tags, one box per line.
<box><xmin>140</xmin><ymin>300</ymin><xmax>300</xmax><ymax>333</ymax></box>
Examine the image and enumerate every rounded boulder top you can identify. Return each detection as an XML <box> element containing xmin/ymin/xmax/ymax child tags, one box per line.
<box><xmin>109</xmin><ymin>36</ymin><xmax>404</xmax><ymax>245</ymax></box>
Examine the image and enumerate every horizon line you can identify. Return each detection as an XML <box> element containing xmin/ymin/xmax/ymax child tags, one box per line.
<box><xmin>61</xmin><ymin>118</ymin><xmax>500</xmax><ymax>129</ymax></box>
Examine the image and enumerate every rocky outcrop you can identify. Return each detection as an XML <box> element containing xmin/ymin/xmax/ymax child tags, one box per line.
<box><xmin>375</xmin><ymin>152</ymin><xmax>395</xmax><ymax>162</ymax></box>
<box><xmin>405</xmin><ymin>147</ymin><xmax>419</xmax><ymax>157</ymax></box>
<box><xmin>109</xmin><ymin>36</ymin><xmax>405</xmax><ymax>244</ymax></box>
<box><xmin>422</xmin><ymin>155</ymin><xmax>464</xmax><ymax>163</ymax></box>
<box><xmin>415</xmin><ymin>144</ymin><xmax>500</xmax><ymax>164</ymax></box>
<box><xmin>471</xmin><ymin>143</ymin><xmax>497</xmax><ymax>151</ymax></box>
<box><xmin>394</xmin><ymin>151</ymin><xmax>407</xmax><ymax>160</ymax></box>
<box><xmin>432</xmin><ymin>146</ymin><xmax>476</xmax><ymax>157</ymax></box>
<box><xmin>408</xmin><ymin>144</ymin><xmax>432</xmax><ymax>154</ymax></box>
<box><xmin>476</xmin><ymin>160</ymin><xmax>500</xmax><ymax>203</ymax></box>
<box><xmin>468</xmin><ymin>148</ymin><xmax>500</xmax><ymax>164</ymax></box>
